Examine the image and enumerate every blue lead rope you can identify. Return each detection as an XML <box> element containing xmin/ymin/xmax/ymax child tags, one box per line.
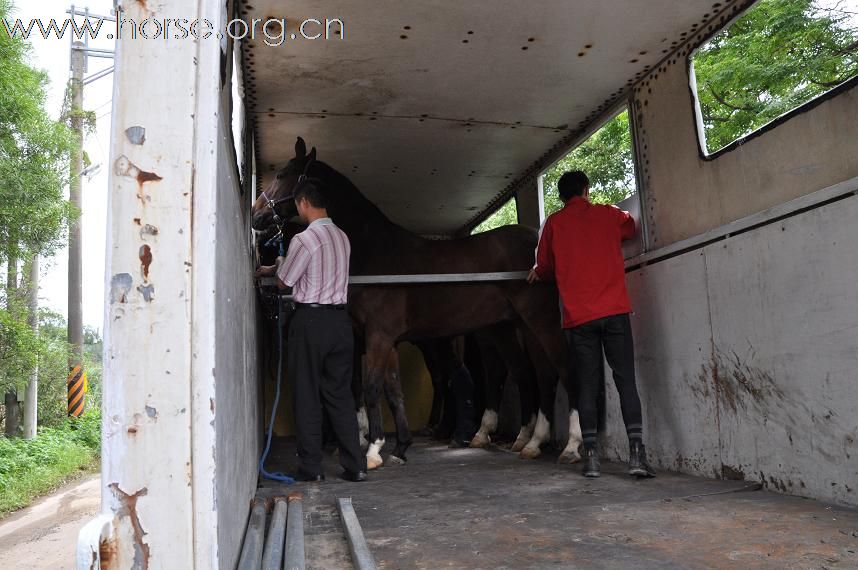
<box><xmin>259</xmin><ymin>287</ymin><xmax>295</xmax><ymax>484</ymax></box>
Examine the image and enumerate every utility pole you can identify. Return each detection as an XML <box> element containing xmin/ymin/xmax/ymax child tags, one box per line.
<box><xmin>23</xmin><ymin>255</ymin><xmax>39</xmax><ymax>439</ymax></box>
<box><xmin>65</xmin><ymin>6</ymin><xmax>115</xmax><ymax>387</ymax></box>
<box><xmin>68</xmin><ymin>40</ymin><xmax>85</xmax><ymax>373</ymax></box>
<box><xmin>4</xmin><ymin>256</ymin><xmax>20</xmax><ymax>436</ymax></box>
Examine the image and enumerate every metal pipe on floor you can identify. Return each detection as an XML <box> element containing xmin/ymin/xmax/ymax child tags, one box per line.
<box><xmin>237</xmin><ymin>498</ymin><xmax>268</xmax><ymax>570</ymax></box>
<box><xmin>337</xmin><ymin>498</ymin><xmax>378</xmax><ymax>570</ymax></box>
<box><xmin>284</xmin><ymin>493</ymin><xmax>306</xmax><ymax>570</ymax></box>
<box><xmin>262</xmin><ymin>497</ymin><xmax>288</xmax><ymax>570</ymax></box>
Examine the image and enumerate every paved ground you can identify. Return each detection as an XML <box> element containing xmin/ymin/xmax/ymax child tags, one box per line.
<box><xmin>0</xmin><ymin>475</ymin><xmax>100</xmax><ymax>570</ymax></box>
<box><xmin>259</xmin><ymin>437</ymin><xmax>858</xmax><ymax>569</ymax></box>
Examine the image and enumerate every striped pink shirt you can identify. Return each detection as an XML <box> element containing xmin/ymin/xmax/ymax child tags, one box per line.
<box><xmin>277</xmin><ymin>218</ymin><xmax>350</xmax><ymax>304</ymax></box>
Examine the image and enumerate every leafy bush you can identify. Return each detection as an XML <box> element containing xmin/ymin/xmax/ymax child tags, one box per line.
<box><xmin>0</xmin><ymin>409</ymin><xmax>100</xmax><ymax>516</ymax></box>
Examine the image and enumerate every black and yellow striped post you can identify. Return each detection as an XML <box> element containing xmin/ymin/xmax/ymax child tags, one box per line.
<box><xmin>67</xmin><ymin>365</ymin><xmax>87</xmax><ymax>417</ymax></box>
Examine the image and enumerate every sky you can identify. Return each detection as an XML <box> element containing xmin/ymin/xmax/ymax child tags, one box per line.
<box><xmin>9</xmin><ymin>0</ymin><xmax>115</xmax><ymax>331</ymax></box>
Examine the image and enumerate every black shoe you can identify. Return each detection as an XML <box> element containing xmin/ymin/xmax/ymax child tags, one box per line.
<box><xmin>295</xmin><ymin>469</ymin><xmax>325</xmax><ymax>482</ymax></box>
<box><xmin>342</xmin><ymin>469</ymin><xmax>368</xmax><ymax>482</ymax></box>
<box><xmin>582</xmin><ymin>447</ymin><xmax>600</xmax><ymax>478</ymax></box>
<box><xmin>448</xmin><ymin>437</ymin><xmax>470</xmax><ymax>449</ymax></box>
<box><xmin>628</xmin><ymin>441</ymin><xmax>656</xmax><ymax>478</ymax></box>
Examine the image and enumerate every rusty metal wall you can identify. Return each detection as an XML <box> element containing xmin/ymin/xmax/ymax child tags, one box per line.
<box><xmin>599</xmin><ymin>189</ymin><xmax>858</xmax><ymax>507</ymax></box>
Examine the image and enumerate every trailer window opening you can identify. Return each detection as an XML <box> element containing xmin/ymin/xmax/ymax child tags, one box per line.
<box><xmin>690</xmin><ymin>0</ymin><xmax>858</xmax><ymax>156</ymax></box>
<box><xmin>541</xmin><ymin>107</ymin><xmax>637</xmax><ymax>218</ymax></box>
<box><xmin>471</xmin><ymin>197</ymin><xmax>518</xmax><ymax>235</ymax></box>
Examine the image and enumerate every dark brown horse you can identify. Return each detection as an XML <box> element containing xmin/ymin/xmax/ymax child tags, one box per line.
<box><xmin>252</xmin><ymin>138</ymin><xmax>583</xmax><ymax>468</ymax></box>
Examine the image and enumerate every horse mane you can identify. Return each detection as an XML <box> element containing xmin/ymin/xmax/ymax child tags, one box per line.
<box><xmin>311</xmin><ymin>160</ymin><xmax>420</xmax><ymax>241</ymax></box>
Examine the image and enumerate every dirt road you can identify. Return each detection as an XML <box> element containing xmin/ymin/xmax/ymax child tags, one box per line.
<box><xmin>0</xmin><ymin>475</ymin><xmax>100</xmax><ymax>570</ymax></box>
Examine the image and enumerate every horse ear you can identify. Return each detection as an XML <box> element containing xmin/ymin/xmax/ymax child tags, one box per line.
<box><xmin>295</xmin><ymin>137</ymin><xmax>307</xmax><ymax>159</ymax></box>
<box><xmin>308</xmin><ymin>146</ymin><xmax>317</xmax><ymax>163</ymax></box>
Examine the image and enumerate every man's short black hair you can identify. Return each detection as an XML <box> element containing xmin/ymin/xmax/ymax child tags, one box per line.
<box><xmin>294</xmin><ymin>178</ymin><xmax>327</xmax><ymax>209</ymax></box>
<box><xmin>558</xmin><ymin>171</ymin><xmax>589</xmax><ymax>201</ymax></box>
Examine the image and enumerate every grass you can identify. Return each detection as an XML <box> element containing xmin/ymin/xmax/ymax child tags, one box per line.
<box><xmin>0</xmin><ymin>410</ymin><xmax>101</xmax><ymax>518</ymax></box>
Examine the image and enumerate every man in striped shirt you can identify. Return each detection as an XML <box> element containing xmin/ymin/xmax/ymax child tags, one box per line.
<box><xmin>256</xmin><ymin>179</ymin><xmax>367</xmax><ymax>483</ymax></box>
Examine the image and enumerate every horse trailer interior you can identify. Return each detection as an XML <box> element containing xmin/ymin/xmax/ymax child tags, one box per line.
<box><xmin>78</xmin><ymin>0</ymin><xmax>857</xmax><ymax>568</ymax></box>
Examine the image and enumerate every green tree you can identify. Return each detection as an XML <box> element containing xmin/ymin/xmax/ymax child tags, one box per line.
<box><xmin>543</xmin><ymin>110</ymin><xmax>636</xmax><ymax>216</ymax></box>
<box><xmin>1</xmin><ymin>0</ymin><xmax>77</xmax><ymax>432</ymax></box>
<box><xmin>694</xmin><ymin>0</ymin><xmax>857</xmax><ymax>152</ymax></box>
<box><xmin>0</xmin><ymin>0</ymin><xmax>76</xmax><ymax>264</ymax></box>
<box><xmin>472</xmin><ymin>197</ymin><xmax>519</xmax><ymax>234</ymax></box>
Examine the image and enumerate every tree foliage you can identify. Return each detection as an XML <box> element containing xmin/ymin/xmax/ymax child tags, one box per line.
<box><xmin>0</xmin><ymin>0</ymin><xmax>76</xmax><ymax>263</ymax></box>
<box><xmin>1</xmin><ymin>0</ymin><xmax>79</xmax><ymax>432</ymax></box>
<box><xmin>472</xmin><ymin>197</ymin><xmax>518</xmax><ymax>234</ymax></box>
<box><xmin>695</xmin><ymin>0</ymin><xmax>857</xmax><ymax>152</ymax></box>
<box><xmin>543</xmin><ymin>110</ymin><xmax>635</xmax><ymax>216</ymax></box>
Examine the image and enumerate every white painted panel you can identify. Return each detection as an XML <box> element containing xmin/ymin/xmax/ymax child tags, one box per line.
<box><xmin>601</xmin><ymin>251</ymin><xmax>721</xmax><ymax>477</ymax></box>
<box><xmin>704</xmin><ymin>195</ymin><xmax>858</xmax><ymax>504</ymax></box>
<box><xmin>99</xmin><ymin>0</ymin><xmax>202</xmax><ymax>565</ymax></box>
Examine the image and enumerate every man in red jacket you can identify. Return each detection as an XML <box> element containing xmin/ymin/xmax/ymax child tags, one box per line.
<box><xmin>528</xmin><ymin>171</ymin><xmax>655</xmax><ymax>479</ymax></box>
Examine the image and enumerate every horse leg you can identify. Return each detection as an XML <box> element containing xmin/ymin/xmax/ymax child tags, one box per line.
<box><xmin>417</xmin><ymin>340</ymin><xmax>445</xmax><ymax>435</ymax></box>
<box><xmin>383</xmin><ymin>347</ymin><xmax>413</xmax><ymax>464</ymax></box>
<box><xmin>518</xmin><ymin>325</ymin><xmax>558</xmax><ymax>460</ymax></box>
<box><xmin>470</xmin><ymin>327</ymin><xmax>506</xmax><ymax>448</ymax></box>
<box><xmin>507</xmin><ymin>327</ymin><xmax>540</xmax><ymax>453</ymax></box>
<box><xmin>352</xmin><ymin>338</ymin><xmax>369</xmax><ymax>452</ymax></box>
<box><xmin>363</xmin><ymin>333</ymin><xmax>393</xmax><ymax>470</ymax></box>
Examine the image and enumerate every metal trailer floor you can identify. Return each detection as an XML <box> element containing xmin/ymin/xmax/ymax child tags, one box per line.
<box><xmin>258</xmin><ymin>437</ymin><xmax>858</xmax><ymax>569</ymax></box>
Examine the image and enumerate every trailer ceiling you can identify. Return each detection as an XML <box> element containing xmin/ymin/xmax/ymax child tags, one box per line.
<box><xmin>243</xmin><ymin>0</ymin><xmax>735</xmax><ymax>235</ymax></box>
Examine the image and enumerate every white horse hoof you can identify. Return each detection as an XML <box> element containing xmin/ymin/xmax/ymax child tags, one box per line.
<box><xmin>558</xmin><ymin>450</ymin><xmax>582</xmax><ymax>464</ymax></box>
<box><xmin>469</xmin><ymin>433</ymin><xmax>491</xmax><ymax>448</ymax></box>
<box><xmin>510</xmin><ymin>438</ymin><xmax>528</xmax><ymax>453</ymax></box>
<box><xmin>387</xmin><ymin>455</ymin><xmax>406</xmax><ymax>466</ymax></box>
<box><xmin>519</xmin><ymin>445</ymin><xmax>541</xmax><ymax>460</ymax></box>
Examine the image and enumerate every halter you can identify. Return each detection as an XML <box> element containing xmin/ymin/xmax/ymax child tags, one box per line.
<box><xmin>261</xmin><ymin>158</ymin><xmax>315</xmax><ymax>255</ymax></box>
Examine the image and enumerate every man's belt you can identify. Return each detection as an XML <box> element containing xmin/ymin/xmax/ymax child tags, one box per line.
<box><xmin>293</xmin><ymin>302</ymin><xmax>347</xmax><ymax>310</ymax></box>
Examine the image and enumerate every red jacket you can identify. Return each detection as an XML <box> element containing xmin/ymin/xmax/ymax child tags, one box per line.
<box><xmin>534</xmin><ymin>197</ymin><xmax>636</xmax><ymax>328</ymax></box>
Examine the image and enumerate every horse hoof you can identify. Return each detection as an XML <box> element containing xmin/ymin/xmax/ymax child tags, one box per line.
<box><xmin>387</xmin><ymin>455</ymin><xmax>407</xmax><ymax>466</ymax></box>
<box><xmin>469</xmin><ymin>433</ymin><xmax>491</xmax><ymax>448</ymax></box>
<box><xmin>510</xmin><ymin>439</ymin><xmax>528</xmax><ymax>453</ymax></box>
<box><xmin>367</xmin><ymin>455</ymin><xmax>384</xmax><ymax>470</ymax></box>
<box><xmin>558</xmin><ymin>450</ymin><xmax>582</xmax><ymax>464</ymax></box>
<box><xmin>519</xmin><ymin>446</ymin><xmax>541</xmax><ymax>460</ymax></box>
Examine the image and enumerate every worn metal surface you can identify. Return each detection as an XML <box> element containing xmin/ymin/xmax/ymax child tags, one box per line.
<box><xmin>94</xmin><ymin>0</ymin><xmax>205</xmax><ymax>566</ymax></box>
<box><xmin>285</xmin><ymin>494</ymin><xmax>307</xmax><ymax>570</ymax></box>
<box><xmin>258</xmin><ymin>437</ymin><xmax>858</xmax><ymax>569</ymax></box>
<box><xmin>237</xmin><ymin>500</ymin><xmax>267</xmax><ymax>570</ymax></box>
<box><xmin>243</xmin><ymin>0</ymin><xmax>750</xmax><ymax>234</ymax></box>
<box><xmin>597</xmin><ymin>193</ymin><xmax>858</xmax><ymax>507</ymax></box>
<box><xmin>262</xmin><ymin>499</ymin><xmax>289</xmax><ymax>570</ymax></box>
<box><xmin>336</xmin><ymin>498</ymin><xmax>378</xmax><ymax>570</ymax></box>
<box><xmin>84</xmin><ymin>0</ymin><xmax>260</xmax><ymax>567</ymax></box>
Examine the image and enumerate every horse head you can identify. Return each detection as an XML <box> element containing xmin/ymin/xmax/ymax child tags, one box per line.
<box><xmin>251</xmin><ymin>137</ymin><xmax>317</xmax><ymax>231</ymax></box>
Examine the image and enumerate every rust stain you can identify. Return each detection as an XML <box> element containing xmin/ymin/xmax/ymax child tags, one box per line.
<box><xmin>99</xmin><ymin>536</ymin><xmax>117</xmax><ymax>570</ymax></box>
<box><xmin>287</xmin><ymin>492</ymin><xmax>304</xmax><ymax>503</ymax></box>
<box><xmin>127</xmin><ymin>426</ymin><xmax>138</xmax><ymax>434</ymax></box>
<box><xmin>136</xmin><ymin>170</ymin><xmax>163</xmax><ymax>184</ymax></box>
<box><xmin>133</xmin><ymin>218</ymin><xmax>141</xmax><ymax>225</ymax></box>
<box><xmin>108</xmin><ymin>484</ymin><xmax>150</xmax><ymax>569</ymax></box>
<box><xmin>139</xmin><ymin>245</ymin><xmax>152</xmax><ymax>279</ymax></box>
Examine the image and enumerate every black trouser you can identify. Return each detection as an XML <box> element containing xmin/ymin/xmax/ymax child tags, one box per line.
<box><xmin>288</xmin><ymin>307</ymin><xmax>366</xmax><ymax>475</ymax></box>
<box><xmin>565</xmin><ymin>313</ymin><xmax>643</xmax><ymax>448</ymax></box>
